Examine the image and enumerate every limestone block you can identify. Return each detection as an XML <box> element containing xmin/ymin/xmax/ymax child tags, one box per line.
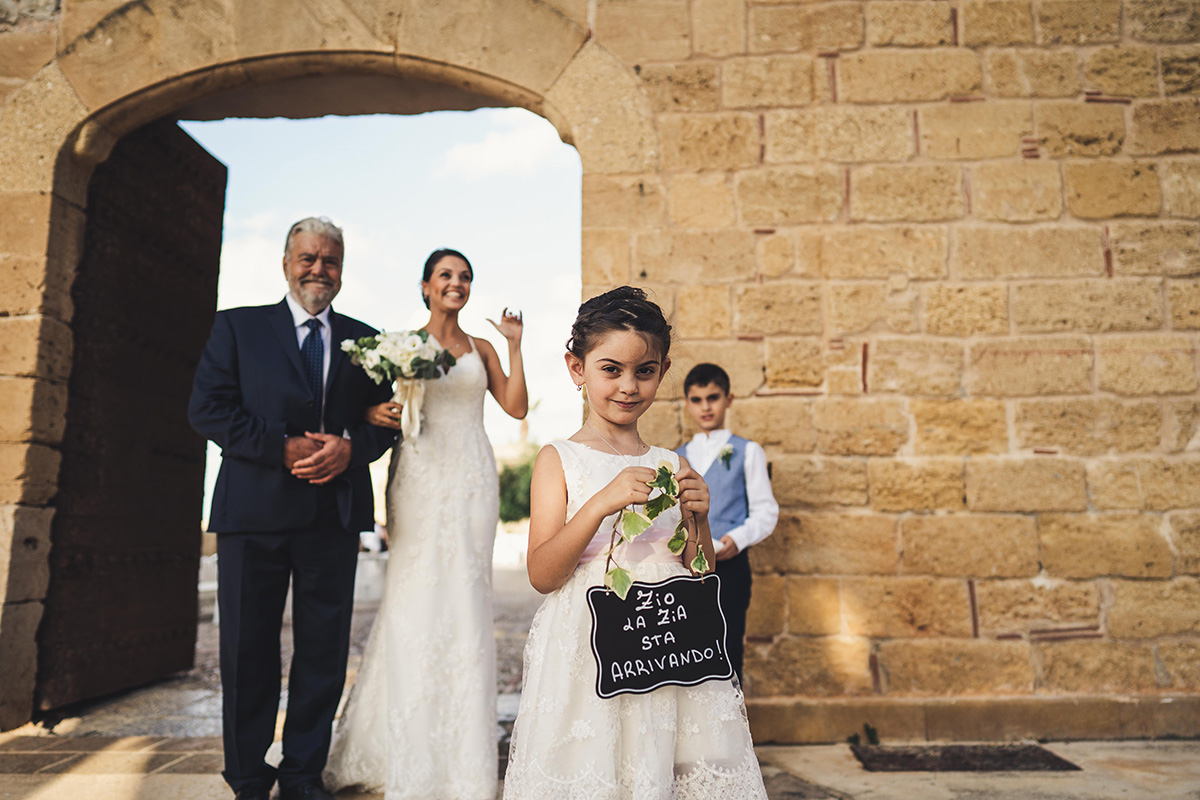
<box><xmin>666</xmin><ymin>173</ymin><xmax>735</xmax><ymax>228</ymax></box>
<box><xmin>867</xmin><ymin>1</ymin><xmax>954</xmax><ymax>46</ymax></box>
<box><xmin>635</xmin><ymin>230</ymin><xmax>756</xmax><ymax>283</ymax></box>
<box><xmin>975</xmin><ymin>578</ymin><xmax>1100</xmax><ymax>633</ymax></box>
<box><xmin>0</xmin><ymin>600</ymin><xmax>42</xmax><ymax>731</ymax></box>
<box><xmin>1110</xmin><ymin>222</ymin><xmax>1200</xmax><ymax>277</ymax></box>
<box><xmin>1171</xmin><ymin>512</ymin><xmax>1200</xmax><ymax>574</ymax></box>
<box><xmin>1084</xmin><ymin>46</ymin><xmax>1160</xmax><ymax>97</ymax></box>
<box><xmin>1036</xmin><ymin>0</ymin><xmax>1122</xmax><ymax>44</ymax></box>
<box><xmin>868</xmin><ymin>338</ymin><xmax>962</xmax><ymax>396</ymax></box>
<box><xmin>817</xmin><ymin>226</ymin><xmax>948</xmax><ymax>280</ymax></box>
<box><xmin>843</xmin><ymin>577</ymin><xmax>973</xmax><ymax>637</ymax></box>
<box><xmin>0</xmin><ymin>255</ymin><xmax>49</xmax><ymax>319</ymax></box>
<box><xmin>582</xmin><ymin>174</ymin><xmax>667</xmax><ymax>228</ymax></box>
<box><xmin>1127</xmin><ymin>0</ymin><xmax>1200</xmax><ymax>42</ymax></box>
<box><xmin>638</xmin><ymin>399</ymin><xmax>681</xmax><ymax>449</ymax></box>
<box><xmin>962</xmin><ymin>0</ymin><xmax>1034</xmax><ymax>46</ymax></box>
<box><xmin>1040</xmin><ymin>513</ymin><xmax>1172</xmax><ymax>579</ymax></box>
<box><xmin>1170</xmin><ymin>280</ymin><xmax>1200</xmax><ymax>329</ymax></box>
<box><xmin>0</xmin><ymin>64</ymin><xmax>90</xmax><ymax>195</ymax></box>
<box><xmin>0</xmin><ymin>504</ymin><xmax>53</xmax><ymax>603</ymax></box>
<box><xmin>788</xmin><ymin>577</ymin><xmax>841</xmax><ymax>635</ymax></box>
<box><xmin>61</xmin><ymin>0</ymin><xmax>130</xmax><ymax>45</ymax></box>
<box><xmin>776</xmin><ymin>512</ymin><xmax>898</xmax><ymax>574</ymax></box>
<box><xmin>1164</xmin><ymin>399</ymin><xmax>1200</xmax><ymax>451</ymax></box>
<box><xmin>1160</xmin><ymin>641</ymin><xmax>1200</xmax><ymax>690</ymax></box>
<box><xmin>878</xmin><ymin>639</ymin><xmax>1033</xmax><ymax>694</ymax></box>
<box><xmin>1036</xmin><ymin>101</ymin><xmax>1125</xmax><ymax>157</ymax></box>
<box><xmin>0</xmin><ymin>442</ymin><xmax>60</xmax><ymax>504</ymax></box>
<box><xmin>766</xmin><ymin>106</ymin><xmax>913</xmax><ymax>163</ymax></box>
<box><xmin>1011</xmin><ymin>279</ymin><xmax>1163</xmax><ymax>333</ymax></box>
<box><xmin>965</xmin><ymin>458</ymin><xmax>1087</xmax><ymax>512</ymax></box>
<box><xmin>920</xmin><ymin>101</ymin><xmax>1032</xmax><ymax>160</ymax></box>
<box><xmin>665</xmin><ymin>339</ymin><xmax>764</xmax><ymax>399</ymax></box>
<box><xmin>691</xmin><ymin>0</ymin><xmax>746</xmax><ymax>57</ymax></box>
<box><xmin>540</xmin><ymin>0</ymin><xmax>587</xmax><ymax>24</ymax></box>
<box><xmin>770</xmin><ymin>457</ymin><xmax>869</xmax><ymax>507</ymax></box>
<box><xmin>901</xmin><ymin>515</ymin><xmax>1038</xmax><ymax>578</ymax></box>
<box><xmin>673</xmin><ymin>284</ymin><xmax>731</xmax><ymax>338</ymax></box>
<box><xmin>971</xmin><ymin>161</ymin><xmax>1062</xmax><ymax>222</ymax></box>
<box><xmin>868</xmin><ymin>458</ymin><xmax>965</xmax><ymax>512</ymax></box>
<box><xmin>1163</xmin><ymin>163</ymin><xmax>1200</xmax><ymax>218</ymax></box>
<box><xmin>0</xmin><ymin>315</ymin><xmax>72</xmax><ymax>382</ymax></box>
<box><xmin>1088</xmin><ymin>457</ymin><xmax>1200</xmax><ymax>510</ymax></box>
<box><xmin>765</xmin><ymin>337</ymin><xmax>825</xmax><ymax>388</ymax></box>
<box><xmin>814</xmin><ymin>398</ymin><xmax>908</xmax><ymax>456</ymax></box>
<box><xmin>840</xmin><ymin>50</ymin><xmax>982</xmax><ymax>103</ymax></box>
<box><xmin>581</xmin><ymin>229</ymin><xmax>631</xmax><ymax>285</ymax></box>
<box><xmin>1129</xmin><ymin>99</ymin><xmax>1200</xmax><ymax>155</ymax></box>
<box><xmin>723</xmin><ymin>55</ymin><xmax>814</xmax><ymax>109</ymax></box>
<box><xmin>745</xmin><ymin>635</ymin><xmax>873</xmax><ymax>696</ymax></box>
<box><xmin>850</xmin><ymin>164</ymin><xmax>964</xmax><ymax>222</ymax></box>
<box><xmin>966</xmin><ymin>336</ymin><xmax>1092</xmax><ymax>396</ymax></box>
<box><xmin>639</xmin><ymin>62</ymin><xmax>720</xmax><ymax>113</ymax></box>
<box><xmin>1015</xmin><ymin>398</ymin><xmax>1162</xmax><ymax>456</ymax></box>
<box><xmin>1038</xmin><ymin>640</ymin><xmax>1158</xmax><ymax>692</ymax></box>
<box><xmin>827</xmin><ymin>282</ymin><xmax>918</xmax><ymax>336</ymax></box>
<box><xmin>658</xmin><ymin>113</ymin><xmax>760</xmax><ymax>171</ymax></box>
<box><xmin>734</xmin><ymin>283</ymin><xmax>823</xmax><ymax>336</ymax></box>
<box><xmin>748</xmin><ymin>4</ymin><xmax>864</xmax><ymax>53</ymax></box>
<box><xmin>757</xmin><ymin>233</ymin><xmax>797</xmax><ymax>279</ymax></box>
<box><xmin>922</xmin><ymin>284</ymin><xmax>1006</xmax><ymax>336</ymax></box>
<box><xmin>736</xmin><ymin>167</ymin><xmax>844</xmax><ymax>225</ymax></box>
<box><xmin>1107</xmin><ymin>577</ymin><xmax>1200</xmax><ymax>637</ymax></box>
<box><xmin>986</xmin><ymin>48</ymin><xmax>1081</xmax><ymax>98</ymax></box>
<box><xmin>1064</xmin><ymin>161</ymin><xmax>1161</xmax><ymax>219</ymax></box>
<box><xmin>729</xmin><ymin>396</ymin><xmax>814</xmax><ymax>453</ymax></box>
<box><xmin>1163</xmin><ymin>46</ymin><xmax>1200</xmax><ymax>94</ymax></box>
<box><xmin>746</xmin><ymin>573</ymin><xmax>786</xmax><ymax>637</ymax></box>
<box><xmin>0</xmin><ymin>377</ymin><xmax>66</xmax><ymax>445</ymax></box>
<box><xmin>0</xmin><ymin>27</ymin><xmax>55</xmax><ymax>82</ymax></box>
<box><xmin>1097</xmin><ymin>334</ymin><xmax>1198</xmax><ymax>395</ymax></box>
<box><xmin>912</xmin><ymin>399</ymin><xmax>1008</xmax><ymax>455</ymax></box>
<box><xmin>593</xmin><ymin>0</ymin><xmax>690</xmax><ymax>62</ymax></box>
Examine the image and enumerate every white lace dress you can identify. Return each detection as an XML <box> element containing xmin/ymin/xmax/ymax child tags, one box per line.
<box><xmin>325</xmin><ymin>337</ymin><xmax>499</xmax><ymax>800</ymax></box>
<box><xmin>502</xmin><ymin>440</ymin><xmax>768</xmax><ymax>800</ymax></box>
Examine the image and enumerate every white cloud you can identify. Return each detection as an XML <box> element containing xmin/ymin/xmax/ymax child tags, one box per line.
<box><xmin>437</xmin><ymin>109</ymin><xmax>571</xmax><ymax>180</ymax></box>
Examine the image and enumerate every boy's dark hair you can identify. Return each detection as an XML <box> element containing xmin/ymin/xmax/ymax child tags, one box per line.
<box><xmin>683</xmin><ymin>363</ymin><xmax>731</xmax><ymax>395</ymax></box>
<box><xmin>567</xmin><ymin>286</ymin><xmax>672</xmax><ymax>360</ymax></box>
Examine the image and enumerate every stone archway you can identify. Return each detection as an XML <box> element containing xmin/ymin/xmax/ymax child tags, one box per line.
<box><xmin>0</xmin><ymin>0</ymin><xmax>659</xmax><ymax>730</ymax></box>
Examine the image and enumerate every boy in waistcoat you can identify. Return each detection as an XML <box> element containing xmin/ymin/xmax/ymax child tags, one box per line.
<box><xmin>677</xmin><ymin>363</ymin><xmax>779</xmax><ymax>683</ymax></box>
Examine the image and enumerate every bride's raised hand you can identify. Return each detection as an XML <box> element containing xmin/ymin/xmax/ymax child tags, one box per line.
<box><xmin>365</xmin><ymin>402</ymin><xmax>402</xmax><ymax>429</ymax></box>
<box><xmin>486</xmin><ymin>308</ymin><xmax>523</xmax><ymax>344</ymax></box>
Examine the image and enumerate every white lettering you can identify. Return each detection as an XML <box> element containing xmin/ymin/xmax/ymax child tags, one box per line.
<box><xmin>664</xmin><ymin>631</ymin><xmax>676</xmax><ymax>645</ymax></box>
<box><xmin>635</xmin><ymin>616</ymin><xmax>646</xmax><ymax>629</ymax></box>
<box><xmin>675</xmin><ymin>605</ymin><xmax>687</xmax><ymax>621</ymax></box>
<box><xmin>635</xmin><ymin>591</ymin><xmax>654</xmax><ymax>611</ymax></box>
<box><xmin>657</xmin><ymin>608</ymin><xmax>671</xmax><ymax>626</ymax></box>
<box><xmin>612</xmin><ymin>663</ymin><xmax>624</xmax><ymax>682</ymax></box>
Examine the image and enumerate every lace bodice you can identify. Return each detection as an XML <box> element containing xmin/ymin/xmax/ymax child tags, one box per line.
<box><xmin>419</xmin><ymin>334</ymin><xmax>488</xmax><ymax>432</ymax></box>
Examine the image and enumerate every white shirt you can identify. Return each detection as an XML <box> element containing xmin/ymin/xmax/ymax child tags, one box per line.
<box><xmin>682</xmin><ymin>428</ymin><xmax>779</xmax><ymax>553</ymax></box>
<box><xmin>285</xmin><ymin>294</ymin><xmax>332</xmax><ymax>432</ymax></box>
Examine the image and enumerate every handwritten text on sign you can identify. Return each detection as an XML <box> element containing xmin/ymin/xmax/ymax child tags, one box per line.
<box><xmin>587</xmin><ymin>574</ymin><xmax>732</xmax><ymax>699</ymax></box>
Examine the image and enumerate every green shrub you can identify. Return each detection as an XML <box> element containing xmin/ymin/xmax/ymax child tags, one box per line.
<box><xmin>498</xmin><ymin>452</ymin><xmax>535</xmax><ymax>522</ymax></box>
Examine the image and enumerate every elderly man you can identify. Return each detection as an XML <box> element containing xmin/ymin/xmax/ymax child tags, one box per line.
<box><xmin>189</xmin><ymin>217</ymin><xmax>395</xmax><ymax>800</ymax></box>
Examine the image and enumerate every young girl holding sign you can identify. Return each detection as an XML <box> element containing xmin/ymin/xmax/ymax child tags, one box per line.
<box><xmin>503</xmin><ymin>287</ymin><xmax>767</xmax><ymax>799</ymax></box>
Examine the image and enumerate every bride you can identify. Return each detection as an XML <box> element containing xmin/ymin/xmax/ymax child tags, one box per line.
<box><xmin>325</xmin><ymin>248</ymin><xmax>528</xmax><ymax>799</ymax></box>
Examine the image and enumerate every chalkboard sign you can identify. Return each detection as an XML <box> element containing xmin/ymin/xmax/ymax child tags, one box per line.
<box><xmin>586</xmin><ymin>574</ymin><xmax>732</xmax><ymax>699</ymax></box>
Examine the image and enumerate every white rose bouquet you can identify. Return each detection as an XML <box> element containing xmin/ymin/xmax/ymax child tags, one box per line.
<box><xmin>340</xmin><ymin>329</ymin><xmax>455</xmax><ymax>438</ymax></box>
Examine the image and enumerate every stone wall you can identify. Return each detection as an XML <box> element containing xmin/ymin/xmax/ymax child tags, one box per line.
<box><xmin>1</xmin><ymin>0</ymin><xmax>1198</xmax><ymax>739</ymax></box>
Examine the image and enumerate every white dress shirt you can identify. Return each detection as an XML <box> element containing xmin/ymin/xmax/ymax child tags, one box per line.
<box><xmin>285</xmin><ymin>294</ymin><xmax>332</xmax><ymax>433</ymax></box>
<box><xmin>683</xmin><ymin>428</ymin><xmax>779</xmax><ymax>553</ymax></box>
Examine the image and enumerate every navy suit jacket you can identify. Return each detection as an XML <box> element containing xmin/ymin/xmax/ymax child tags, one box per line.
<box><xmin>188</xmin><ymin>299</ymin><xmax>395</xmax><ymax>534</ymax></box>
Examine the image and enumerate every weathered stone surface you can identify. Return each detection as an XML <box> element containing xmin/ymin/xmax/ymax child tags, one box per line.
<box><xmin>0</xmin><ymin>27</ymin><xmax>55</xmax><ymax>82</ymax></box>
<box><xmin>850</xmin><ymin>164</ymin><xmax>964</xmax><ymax>222</ymax></box>
<box><xmin>729</xmin><ymin>396</ymin><xmax>814</xmax><ymax>453</ymax></box>
<box><xmin>869</xmin><ymin>459</ymin><xmax>964</xmax><ymax>512</ymax></box>
<box><xmin>971</xmin><ymin>161</ymin><xmax>1062</xmax><ymax>221</ymax></box>
<box><xmin>1038</xmin><ymin>640</ymin><xmax>1159</xmax><ymax>692</ymax></box>
<box><xmin>912</xmin><ymin>399</ymin><xmax>1008</xmax><ymax>455</ymax></box>
<box><xmin>1097</xmin><ymin>334</ymin><xmax>1198</xmax><ymax>395</ymax></box>
<box><xmin>1163</xmin><ymin>45</ymin><xmax>1200</xmax><ymax>94</ymax></box>
<box><xmin>0</xmin><ymin>315</ymin><xmax>71</xmax><ymax>383</ymax></box>
<box><xmin>723</xmin><ymin>55</ymin><xmax>814</xmax><ymax>108</ymax></box>
<box><xmin>1110</xmin><ymin>222</ymin><xmax>1200</xmax><ymax>277</ymax></box>
<box><xmin>764</xmin><ymin>337</ymin><xmax>825</xmax><ymax>388</ymax></box>
<box><xmin>0</xmin><ymin>504</ymin><xmax>53</xmax><ymax>603</ymax></box>
<box><xmin>593</xmin><ymin>0</ymin><xmax>690</xmax><ymax>61</ymax></box>
<box><xmin>766</xmin><ymin>106</ymin><xmax>913</xmax><ymax>163</ymax></box>
<box><xmin>879</xmin><ymin>639</ymin><xmax>1034</xmax><ymax>694</ymax></box>
<box><xmin>867</xmin><ymin>338</ymin><xmax>962</xmax><ymax>396</ymax></box>
<box><xmin>901</xmin><ymin>515</ymin><xmax>1037</xmax><ymax>578</ymax></box>
<box><xmin>772</xmin><ymin>513</ymin><xmax>897</xmax><ymax>574</ymax></box>
<box><xmin>665</xmin><ymin>339</ymin><xmax>765</xmax><ymax>399</ymax></box>
<box><xmin>666</xmin><ymin>172</ymin><xmax>735</xmax><ymax>228</ymax></box>
<box><xmin>736</xmin><ymin>167</ymin><xmax>844</xmax><ymax>225</ymax></box>
<box><xmin>658</xmin><ymin>112</ymin><xmax>760</xmax><ymax>171</ymax></box>
<box><xmin>827</xmin><ymin>282</ymin><xmax>918</xmax><ymax>335</ymax></box>
<box><xmin>966</xmin><ymin>458</ymin><xmax>1087</xmax><ymax>512</ymax></box>
<box><xmin>1011</xmin><ymin>279</ymin><xmax>1163</xmax><ymax>333</ymax></box>
<box><xmin>1088</xmin><ymin>457</ymin><xmax>1200</xmax><ymax>510</ymax></box>
<box><xmin>1108</xmin><ymin>578</ymin><xmax>1200</xmax><ymax>638</ymax></box>
<box><xmin>962</xmin><ymin>0</ymin><xmax>1034</xmax><ymax>46</ymax></box>
<box><xmin>747</xmin><ymin>574</ymin><xmax>786</xmax><ymax>637</ymax></box>
<box><xmin>788</xmin><ymin>577</ymin><xmax>841</xmax><ymax>635</ymax></box>
<box><xmin>814</xmin><ymin>399</ymin><xmax>908</xmax><ymax>456</ymax></box>
<box><xmin>1127</xmin><ymin>0</ymin><xmax>1200</xmax><ymax>42</ymax></box>
<box><xmin>1164</xmin><ymin>399</ymin><xmax>1200</xmax><ymax>452</ymax></box>
<box><xmin>1040</xmin><ymin>513</ymin><xmax>1173</xmax><ymax>578</ymax></box>
<box><xmin>840</xmin><ymin>50</ymin><xmax>982</xmax><ymax>103</ymax></box>
<box><xmin>691</xmin><ymin>0</ymin><xmax>745</xmax><ymax>57</ymax></box>
<box><xmin>0</xmin><ymin>377</ymin><xmax>67</xmax><ymax>445</ymax></box>
<box><xmin>1163</xmin><ymin>163</ymin><xmax>1200</xmax><ymax>218</ymax></box>
<box><xmin>581</xmin><ymin>229</ymin><xmax>631</xmax><ymax>285</ymax></box>
<box><xmin>1064</xmin><ymin>161</ymin><xmax>1161</xmax><ymax>218</ymax></box>
<box><xmin>919</xmin><ymin>101</ymin><xmax>1031</xmax><ymax>159</ymax></box>
<box><xmin>1037</xmin><ymin>0</ymin><xmax>1122</xmax><ymax>43</ymax></box>
<box><xmin>843</xmin><ymin>577</ymin><xmax>973</xmax><ymax>637</ymax></box>
<box><xmin>0</xmin><ymin>443</ymin><xmax>60</xmax><ymax>505</ymax></box>
<box><xmin>1160</xmin><ymin>641</ymin><xmax>1200</xmax><ymax>690</ymax></box>
<box><xmin>769</xmin><ymin>457</ymin><xmax>869</xmax><ymax>508</ymax></box>
<box><xmin>966</xmin><ymin>336</ymin><xmax>1093</xmax><ymax>396</ymax></box>
<box><xmin>867</xmin><ymin>1</ymin><xmax>954</xmax><ymax>46</ymax></box>
<box><xmin>0</xmin><ymin>63</ymin><xmax>90</xmax><ymax>195</ymax></box>
<box><xmin>745</xmin><ymin>636</ymin><xmax>873</xmax><ymax>697</ymax></box>
<box><xmin>1015</xmin><ymin>398</ymin><xmax>1162</xmax><ymax>455</ymax></box>
<box><xmin>976</xmin><ymin>578</ymin><xmax>1100</xmax><ymax>633</ymax></box>
<box><xmin>673</xmin><ymin>284</ymin><xmax>730</xmax><ymax>338</ymax></box>
<box><xmin>922</xmin><ymin>283</ymin><xmax>1007</xmax><ymax>335</ymax></box>
<box><xmin>1036</xmin><ymin>101</ymin><xmax>1125</xmax><ymax>157</ymax></box>
<box><xmin>0</xmin><ymin>600</ymin><xmax>42</xmax><ymax>731</ymax></box>
<box><xmin>635</xmin><ymin>229</ymin><xmax>756</xmax><ymax>283</ymax></box>
<box><xmin>986</xmin><ymin>48</ymin><xmax>1081</xmax><ymax>97</ymax></box>
<box><xmin>581</xmin><ymin>174</ymin><xmax>666</xmax><ymax>228</ymax></box>
<box><xmin>1084</xmin><ymin>46</ymin><xmax>1160</xmax><ymax>96</ymax></box>
<box><xmin>1129</xmin><ymin>99</ymin><xmax>1200</xmax><ymax>155</ymax></box>
<box><xmin>639</xmin><ymin>62</ymin><xmax>720</xmax><ymax>112</ymax></box>
<box><xmin>956</xmin><ymin>226</ymin><xmax>1103</xmax><ymax>279</ymax></box>
<box><xmin>638</xmin><ymin>398</ymin><xmax>681</xmax><ymax>449</ymax></box>
<box><xmin>734</xmin><ymin>283</ymin><xmax>822</xmax><ymax>335</ymax></box>
<box><xmin>757</xmin><ymin>233</ymin><xmax>798</xmax><ymax>279</ymax></box>
<box><xmin>748</xmin><ymin>3</ymin><xmax>864</xmax><ymax>53</ymax></box>
<box><xmin>815</xmin><ymin>226</ymin><xmax>948</xmax><ymax>280</ymax></box>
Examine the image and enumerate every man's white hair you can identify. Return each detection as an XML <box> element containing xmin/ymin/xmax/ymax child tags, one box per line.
<box><xmin>284</xmin><ymin>216</ymin><xmax>344</xmax><ymax>256</ymax></box>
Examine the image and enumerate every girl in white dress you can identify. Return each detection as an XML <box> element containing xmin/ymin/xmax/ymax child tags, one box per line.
<box><xmin>325</xmin><ymin>249</ymin><xmax>528</xmax><ymax>800</ymax></box>
<box><xmin>503</xmin><ymin>287</ymin><xmax>768</xmax><ymax>800</ymax></box>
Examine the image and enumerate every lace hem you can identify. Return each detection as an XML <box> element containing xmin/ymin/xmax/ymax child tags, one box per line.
<box><xmin>503</xmin><ymin>750</ymin><xmax>767</xmax><ymax>800</ymax></box>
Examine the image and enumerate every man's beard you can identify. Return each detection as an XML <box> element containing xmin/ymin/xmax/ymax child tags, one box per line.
<box><xmin>297</xmin><ymin>279</ymin><xmax>337</xmax><ymax>310</ymax></box>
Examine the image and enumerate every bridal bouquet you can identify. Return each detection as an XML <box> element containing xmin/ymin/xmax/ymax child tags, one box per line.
<box><xmin>340</xmin><ymin>330</ymin><xmax>455</xmax><ymax>438</ymax></box>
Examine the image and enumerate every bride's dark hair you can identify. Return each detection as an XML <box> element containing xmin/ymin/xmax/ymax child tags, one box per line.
<box><xmin>422</xmin><ymin>248</ymin><xmax>473</xmax><ymax>309</ymax></box>
<box><xmin>567</xmin><ymin>286</ymin><xmax>672</xmax><ymax>361</ymax></box>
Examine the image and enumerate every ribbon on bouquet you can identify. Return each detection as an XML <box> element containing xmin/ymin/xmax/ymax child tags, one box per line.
<box><xmin>392</xmin><ymin>378</ymin><xmax>426</xmax><ymax>439</ymax></box>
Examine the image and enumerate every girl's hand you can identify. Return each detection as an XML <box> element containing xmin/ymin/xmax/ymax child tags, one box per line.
<box><xmin>365</xmin><ymin>402</ymin><xmax>402</xmax><ymax>429</ymax></box>
<box><xmin>595</xmin><ymin>466</ymin><xmax>657</xmax><ymax>516</ymax></box>
<box><xmin>487</xmin><ymin>307</ymin><xmax>523</xmax><ymax>344</ymax></box>
<box><xmin>675</xmin><ymin>463</ymin><xmax>710</xmax><ymax>523</ymax></box>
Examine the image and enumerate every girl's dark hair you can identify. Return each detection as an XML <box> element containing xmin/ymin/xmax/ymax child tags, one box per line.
<box><xmin>567</xmin><ymin>286</ymin><xmax>672</xmax><ymax>361</ymax></box>
<box><xmin>421</xmin><ymin>248</ymin><xmax>473</xmax><ymax>309</ymax></box>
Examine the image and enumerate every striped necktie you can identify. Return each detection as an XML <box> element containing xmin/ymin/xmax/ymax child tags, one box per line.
<box><xmin>301</xmin><ymin>318</ymin><xmax>324</xmax><ymax>425</ymax></box>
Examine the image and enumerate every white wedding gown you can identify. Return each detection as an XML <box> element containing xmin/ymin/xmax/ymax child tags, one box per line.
<box><xmin>325</xmin><ymin>337</ymin><xmax>499</xmax><ymax>800</ymax></box>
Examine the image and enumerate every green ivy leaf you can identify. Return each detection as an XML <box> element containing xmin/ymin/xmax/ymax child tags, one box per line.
<box><xmin>620</xmin><ymin>510</ymin><xmax>653</xmax><ymax>541</ymax></box>
<box><xmin>690</xmin><ymin>550</ymin><xmax>710</xmax><ymax>575</ymax></box>
<box><xmin>647</xmin><ymin>464</ymin><xmax>677</xmax><ymax>494</ymax></box>
<box><xmin>644</xmin><ymin>492</ymin><xmax>677</xmax><ymax>520</ymax></box>
<box><xmin>667</xmin><ymin>521</ymin><xmax>688</xmax><ymax>555</ymax></box>
<box><xmin>605</xmin><ymin>566</ymin><xmax>634</xmax><ymax>600</ymax></box>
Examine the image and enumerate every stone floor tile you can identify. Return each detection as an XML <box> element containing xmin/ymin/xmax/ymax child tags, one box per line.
<box><xmin>38</xmin><ymin>752</ymin><xmax>182</xmax><ymax>774</ymax></box>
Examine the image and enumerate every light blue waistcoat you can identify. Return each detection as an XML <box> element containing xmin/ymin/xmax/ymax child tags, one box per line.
<box><xmin>677</xmin><ymin>435</ymin><xmax>749</xmax><ymax>539</ymax></box>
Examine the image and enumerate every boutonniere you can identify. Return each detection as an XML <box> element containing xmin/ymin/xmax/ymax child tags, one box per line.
<box><xmin>718</xmin><ymin>444</ymin><xmax>734</xmax><ymax>469</ymax></box>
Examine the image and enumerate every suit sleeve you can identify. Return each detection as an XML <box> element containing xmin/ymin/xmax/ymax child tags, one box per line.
<box><xmin>723</xmin><ymin>441</ymin><xmax>779</xmax><ymax>553</ymax></box>
<box><xmin>188</xmin><ymin>311</ymin><xmax>288</xmax><ymax>468</ymax></box>
<box><xmin>346</xmin><ymin>378</ymin><xmax>397</xmax><ymax>469</ymax></box>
